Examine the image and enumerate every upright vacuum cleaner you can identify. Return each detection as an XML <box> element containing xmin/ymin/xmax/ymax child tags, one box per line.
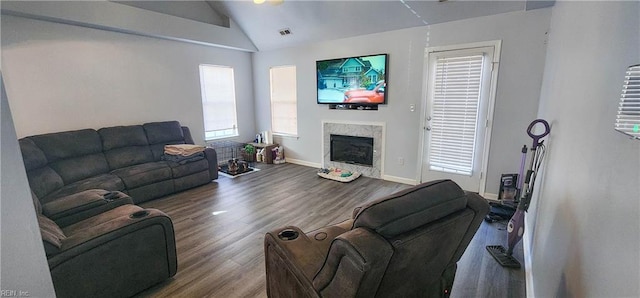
<box><xmin>487</xmin><ymin>119</ymin><xmax>550</xmax><ymax>268</ymax></box>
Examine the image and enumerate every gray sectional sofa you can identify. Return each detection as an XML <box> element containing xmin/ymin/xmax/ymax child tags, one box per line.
<box><xmin>20</xmin><ymin>121</ymin><xmax>217</xmax><ymax>297</ymax></box>
<box><xmin>20</xmin><ymin>120</ymin><xmax>218</xmax><ymax>204</ymax></box>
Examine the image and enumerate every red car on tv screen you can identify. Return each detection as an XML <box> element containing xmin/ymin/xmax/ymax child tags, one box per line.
<box><xmin>343</xmin><ymin>80</ymin><xmax>385</xmax><ymax>104</ymax></box>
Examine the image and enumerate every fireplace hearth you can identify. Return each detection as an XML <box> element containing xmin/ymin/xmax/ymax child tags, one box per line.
<box><xmin>330</xmin><ymin>134</ymin><xmax>374</xmax><ymax>166</ymax></box>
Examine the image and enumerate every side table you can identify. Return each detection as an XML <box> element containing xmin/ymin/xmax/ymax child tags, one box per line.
<box><xmin>248</xmin><ymin>142</ymin><xmax>279</xmax><ymax>164</ymax></box>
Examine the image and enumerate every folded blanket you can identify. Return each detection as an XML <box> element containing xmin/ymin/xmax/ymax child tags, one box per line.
<box><xmin>164</xmin><ymin>144</ymin><xmax>205</xmax><ymax>156</ymax></box>
<box><xmin>161</xmin><ymin>152</ymin><xmax>205</xmax><ymax>164</ymax></box>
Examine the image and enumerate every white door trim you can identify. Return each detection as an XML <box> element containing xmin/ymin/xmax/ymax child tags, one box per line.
<box><xmin>416</xmin><ymin>40</ymin><xmax>502</xmax><ymax>196</ymax></box>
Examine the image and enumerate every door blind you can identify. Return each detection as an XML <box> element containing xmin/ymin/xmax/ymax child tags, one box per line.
<box><xmin>615</xmin><ymin>64</ymin><xmax>640</xmax><ymax>139</ymax></box>
<box><xmin>429</xmin><ymin>54</ymin><xmax>484</xmax><ymax>175</ymax></box>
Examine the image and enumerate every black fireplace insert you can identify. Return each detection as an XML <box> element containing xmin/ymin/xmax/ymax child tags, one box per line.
<box><xmin>330</xmin><ymin>134</ymin><xmax>374</xmax><ymax>166</ymax></box>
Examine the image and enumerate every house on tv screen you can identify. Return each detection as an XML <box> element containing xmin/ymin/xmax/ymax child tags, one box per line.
<box><xmin>318</xmin><ymin>57</ymin><xmax>383</xmax><ymax>90</ymax></box>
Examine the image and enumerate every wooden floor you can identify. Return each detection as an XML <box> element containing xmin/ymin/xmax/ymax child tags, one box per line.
<box><xmin>135</xmin><ymin>163</ymin><xmax>525</xmax><ymax>298</ymax></box>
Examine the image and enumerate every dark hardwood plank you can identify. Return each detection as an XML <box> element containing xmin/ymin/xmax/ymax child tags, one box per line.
<box><xmin>135</xmin><ymin>163</ymin><xmax>525</xmax><ymax>297</ymax></box>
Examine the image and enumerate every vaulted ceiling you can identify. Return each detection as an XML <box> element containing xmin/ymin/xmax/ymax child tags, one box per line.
<box><xmin>5</xmin><ymin>1</ymin><xmax>555</xmax><ymax>52</ymax></box>
<box><xmin>207</xmin><ymin>0</ymin><xmax>555</xmax><ymax>51</ymax></box>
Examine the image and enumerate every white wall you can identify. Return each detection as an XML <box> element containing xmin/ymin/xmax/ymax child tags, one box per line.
<box><xmin>252</xmin><ymin>8</ymin><xmax>551</xmax><ymax>192</ymax></box>
<box><xmin>2</xmin><ymin>14</ymin><xmax>256</xmax><ymax>143</ymax></box>
<box><xmin>1</xmin><ymin>74</ymin><xmax>56</xmax><ymax>297</ymax></box>
<box><xmin>530</xmin><ymin>1</ymin><xmax>640</xmax><ymax>297</ymax></box>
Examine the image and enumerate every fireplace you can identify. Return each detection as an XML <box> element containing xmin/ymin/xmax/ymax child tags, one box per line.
<box><xmin>323</xmin><ymin>121</ymin><xmax>384</xmax><ymax>178</ymax></box>
<box><xmin>330</xmin><ymin>134</ymin><xmax>374</xmax><ymax>166</ymax></box>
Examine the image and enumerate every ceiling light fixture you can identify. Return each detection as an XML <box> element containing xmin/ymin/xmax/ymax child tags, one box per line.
<box><xmin>254</xmin><ymin>0</ymin><xmax>266</xmax><ymax>4</ymax></box>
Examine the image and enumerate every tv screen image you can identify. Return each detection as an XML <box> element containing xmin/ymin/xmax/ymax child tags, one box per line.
<box><xmin>316</xmin><ymin>53</ymin><xmax>388</xmax><ymax>105</ymax></box>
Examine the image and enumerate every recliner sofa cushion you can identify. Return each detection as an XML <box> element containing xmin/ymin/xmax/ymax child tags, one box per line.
<box><xmin>29</xmin><ymin>129</ymin><xmax>103</xmax><ymax>162</ymax></box>
<box><xmin>19</xmin><ymin>138</ymin><xmax>48</xmax><ymax>170</ymax></box>
<box><xmin>49</xmin><ymin>153</ymin><xmax>110</xmax><ymax>184</ymax></box>
<box><xmin>111</xmin><ymin>161</ymin><xmax>172</xmax><ymax>189</ymax></box>
<box><xmin>43</xmin><ymin>174</ymin><xmax>125</xmax><ymax>203</ymax></box>
<box><xmin>143</xmin><ymin>121</ymin><xmax>186</xmax><ymax>160</ymax></box>
<box><xmin>27</xmin><ymin>167</ymin><xmax>64</xmax><ymax>200</ymax></box>
<box><xmin>167</xmin><ymin>159</ymin><xmax>209</xmax><ymax>178</ymax></box>
<box><xmin>99</xmin><ymin>126</ymin><xmax>149</xmax><ymax>151</ymax></box>
<box><xmin>353</xmin><ymin>179</ymin><xmax>468</xmax><ymax>237</ymax></box>
<box><xmin>99</xmin><ymin>126</ymin><xmax>155</xmax><ymax>169</ymax></box>
<box><xmin>29</xmin><ymin>129</ymin><xmax>110</xmax><ymax>184</ymax></box>
<box><xmin>143</xmin><ymin>121</ymin><xmax>184</xmax><ymax>144</ymax></box>
<box><xmin>20</xmin><ymin>138</ymin><xmax>65</xmax><ymax>198</ymax></box>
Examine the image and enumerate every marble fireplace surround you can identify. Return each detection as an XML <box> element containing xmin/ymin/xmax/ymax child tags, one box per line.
<box><xmin>322</xmin><ymin>120</ymin><xmax>385</xmax><ymax>178</ymax></box>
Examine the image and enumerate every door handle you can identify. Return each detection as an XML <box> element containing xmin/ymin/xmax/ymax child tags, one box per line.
<box><xmin>426</xmin><ymin>126</ymin><xmax>431</xmax><ymax>131</ymax></box>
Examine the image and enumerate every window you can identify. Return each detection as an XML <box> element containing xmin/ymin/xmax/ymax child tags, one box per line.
<box><xmin>615</xmin><ymin>64</ymin><xmax>640</xmax><ymax>139</ymax></box>
<box><xmin>199</xmin><ymin>64</ymin><xmax>238</xmax><ymax>140</ymax></box>
<box><xmin>270</xmin><ymin>66</ymin><xmax>297</xmax><ymax>136</ymax></box>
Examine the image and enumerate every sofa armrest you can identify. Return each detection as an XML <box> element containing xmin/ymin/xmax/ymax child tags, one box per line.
<box><xmin>312</xmin><ymin>228</ymin><xmax>393</xmax><ymax>298</ymax></box>
<box><xmin>48</xmin><ymin>207</ymin><xmax>177</xmax><ymax>298</ymax></box>
<box><xmin>264</xmin><ymin>226</ymin><xmax>325</xmax><ymax>298</ymax></box>
<box><xmin>204</xmin><ymin>147</ymin><xmax>218</xmax><ymax>180</ymax></box>
<box><xmin>43</xmin><ymin>190</ymin><xmax>133</xmax><ymax>227</ymax></box>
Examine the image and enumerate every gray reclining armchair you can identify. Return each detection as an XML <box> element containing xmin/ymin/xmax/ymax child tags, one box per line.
<box><xmin>264</xmin><ymin>179</ymin><xmax>489</xmax><ymax>298</ymax></box>
<box><xmin>33</xmin><ymin>189</ymin><xmax>177</xmax><ymax>298</ymax></box>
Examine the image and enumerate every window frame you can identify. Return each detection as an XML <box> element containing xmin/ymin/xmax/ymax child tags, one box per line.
<box><xmin>199</xmin><ymin>64</ymin><xmax>239</xmax><ymax>141</ymax></box>
<box><xmin>269</xmin><ymin>65</ymin><xmax>298</xmax><ymax>137</ymax></box>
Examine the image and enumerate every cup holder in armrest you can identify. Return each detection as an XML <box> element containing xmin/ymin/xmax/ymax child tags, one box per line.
<box><xmin>103</xmin><ymin>191</ymin><xmax>119</xmax><ymax>201</ymax></box>
<box><xmin>278</xmin><ymin>229</ymin><xmax>299</xmax><ymax>241</ymax></box>
<box><xmin>129</xmin><ymin>210</ymin><xmax>150</xmax><ymax>219</ymax></box>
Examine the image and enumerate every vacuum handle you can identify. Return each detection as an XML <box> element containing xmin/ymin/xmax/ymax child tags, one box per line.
<box><xmin>527</xmin><ymin>119</ymin><xmax>550</xmax><ymax>149</ymax></box>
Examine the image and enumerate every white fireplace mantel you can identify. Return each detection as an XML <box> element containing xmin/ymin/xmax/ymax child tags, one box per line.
<box><xmin>322</xmin><ymin>120</ymin><xmax>385</xmax><ymax>178</ymax></box>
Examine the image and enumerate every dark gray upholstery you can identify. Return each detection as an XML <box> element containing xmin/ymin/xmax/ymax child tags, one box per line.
<box><xmin>112</xmin><ymin>161</ymin><xmax>172</xmax><ymax>189</ymax></box>
<box><xmin>44</xmin><ymin>174</ymin><xmax>125</xmax><ymax>204</ymax></box>
<box><xmin>264</xmin><ymin>180</ymin><xmax>489</xmax><ymax>298</ymax></box>
<box><xmin>19</xmin><ymin>121</ymin><xmax>218</xmax><ymax>204</ymax></box>
<box><xmin>29</xmin><ymin>129</ymin><xmax>103</xmax><ymax>162</ymax></box>
<box><xmin>31</xmin><ymin>190</ymin><xmax>177</xmax><ymax>298</ymax></box>
<box><xmin>144</xmin><ymin>121</ymin><xmax>186</xmax><ymax>160</ymax></box>
<box><xmin>100</xmin><ymin>125</ymin><xmax>155</xmax><ymax>170</ymax></box>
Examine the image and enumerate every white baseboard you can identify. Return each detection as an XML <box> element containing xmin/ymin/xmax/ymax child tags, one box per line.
<box><xmin>285</xmin><ymin>158</ymin><xmax>321</xmax><ymax>169</ymax></box>
<box><xmin>381</xmin><ymin>174</ymin><xmax>418</xmax><ymax>185</ymax></box>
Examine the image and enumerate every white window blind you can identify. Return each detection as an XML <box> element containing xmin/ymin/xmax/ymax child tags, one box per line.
<box><xmin>199</xmin><ymin>65</ymin><xmax>238</xmax><ymax>140</ymax></box>
<box><xmin>429</xmin><ymin>54</ymin><xmax>484</xmax><ymax>175</ymax></box>
<box><xmin>615</xmin><ymin>64</ymin><xmax>640</xmax><ymax>140</ymax></box>
<box><xmin>270</xmin><ymin>66</ymin><xmax>298</xmax><ymax>136</ymax></box>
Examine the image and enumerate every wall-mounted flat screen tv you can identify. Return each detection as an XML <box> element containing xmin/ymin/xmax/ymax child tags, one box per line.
<box><xmin>316</xmin><ymin>53</ymin><xmax>388</xmax><ymax>105</ymax></box>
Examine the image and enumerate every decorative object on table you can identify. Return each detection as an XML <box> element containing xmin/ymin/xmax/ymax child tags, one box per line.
<box><xmin>241</xmin><ymin>144</ymin><xmax>256</xmax><ymax>162</ymax></box>
<box><xmin>317</xmin><ymin>167</ymin><xmax>361</xmax><ymax>182</ymax></box>
<box><xmin>256</xmin><ymin>148</ymin><xmax>264</xmax><ymax>162</ymax></box>
<box><xmin>255</xmin><ymin>131</ymin><xmax>273</xmax><ymax>144</ymax></box>
<box><xmin>261</xmin><ymin>130</ymin><xmax>273</xmax><ymax>144</ymax></box>
<box><xmin>272</xmin><ymin>146</ymin><xmax>286</xmax><ymax>164</ymax></box>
